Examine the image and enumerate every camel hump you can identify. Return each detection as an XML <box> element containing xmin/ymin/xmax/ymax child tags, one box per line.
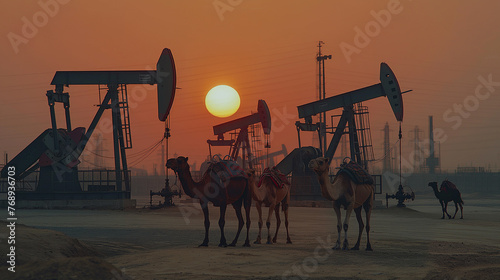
<box><xmin>440</xmin><ymin>180</ymin><xmax>458</xmax><ymax>192</ymax></box>
<box><xmin>337</xmin><ymin>161</ymin><xmax>374</xmax><ymax>185</ymax></box>
<box><xmin>258</xmin><ymin>167</ymin><xmax>290</xmax><ymax>189</ymax></box>
<box><xmin>209</xmin><ymin>160</ymin><xmax>247</xmax><ymax>181</ymax></box>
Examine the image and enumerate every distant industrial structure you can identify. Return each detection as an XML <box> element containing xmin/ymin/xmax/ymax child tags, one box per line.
<box><xmin>425</xmin><ymin>116</ymin><xmax>441</xmax><ymax>173</ymax></box>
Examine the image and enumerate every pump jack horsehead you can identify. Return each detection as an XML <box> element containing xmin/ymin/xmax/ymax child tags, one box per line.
<box><xmin>304</xmin><ymin>63</ymin><xmax>409</xmax><ymax>250</ymax></box>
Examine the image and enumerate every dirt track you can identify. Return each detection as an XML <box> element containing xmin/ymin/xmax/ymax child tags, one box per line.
<box><xmin>2</xmin><ymin>195</ymin><xmax>500</xmax><ymax>279</ymax></box>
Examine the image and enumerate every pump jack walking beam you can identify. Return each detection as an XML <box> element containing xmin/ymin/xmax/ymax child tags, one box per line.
<box><xmin>208</xmin><ymin>100</ymin><xmax>271</xmax><ymax>169</ymax></box>
<box><xmin>297</xmin><ymin>63</ymin><xmax>409</xmax><ymax>165</ymax></box>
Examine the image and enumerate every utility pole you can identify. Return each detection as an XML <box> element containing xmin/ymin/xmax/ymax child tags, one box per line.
<box><xmin>317</xmin><ymin>41</ymin><xmax>332</xmax><ymax>156</ymax></box>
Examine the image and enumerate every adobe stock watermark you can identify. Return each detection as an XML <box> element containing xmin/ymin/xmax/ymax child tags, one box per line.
<box><xmin>127</xmin><ymin>65</ymin><xmax>170</xmax><ymax>110</ymax></box>
<box><xmin>282</xmin><ymin>234</ymin><xmax>334</xmax><ymax>280</ymax></box>
<box><xmin>339</xmin><ymin>0</ymin><xmax>406</xmax><ymax>64</ymax></box>
<box><xmin>213</xmin><ymin>0</ymin><xmax>244</xmax><ymax>21</ymax></box>
<box><xmin>269</xmin><ymin>106</ymin><xmax>296</xmax><ymax>142</ymax></box>
<box><xmin>443</xmin><ymin>74</ymin><xmax>500</xmax><ymax>130</ymax></box>
<box><xmin>383</xmin><ymin>73</ymin><xmax>500</xmax><ymax>190</ymax></box>
<box><xmin>7</xmin><ymin>0</ymin><xmax>71</xmax><ymax>54</ymax></box>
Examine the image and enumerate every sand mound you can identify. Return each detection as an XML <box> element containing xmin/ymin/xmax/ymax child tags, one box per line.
<box><xmin>3</xmin><ymin>257</ymin><xmax>130</xmax><ymax>280</ymax></box>
<box><xmin>0</xmin><ymin>221</ymin><xmax>130</xmax><ymax>279</ymax></box>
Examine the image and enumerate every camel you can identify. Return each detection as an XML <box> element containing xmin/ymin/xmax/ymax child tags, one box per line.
<box><xmin>428</xmin><ymin>181</ymin><xmax>464</xmax><ymax>219</ymax></box>
<box><xmin>166</xmin><ymin>156</ymin><xmax>251</xmax><ymax>247</ymax></box>
<box><xmin>308</xmin><ymin>157</ymin><xmax>374</xmax><ymax>251</ymax></box>
<box><xmin>246</xmin><ymin>168</ymin><xmax>292</xmax><ymax>245</ymax></box>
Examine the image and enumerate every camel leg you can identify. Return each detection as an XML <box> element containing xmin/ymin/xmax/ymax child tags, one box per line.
<box><xmin>218</xmin><ymin>204</ymin><xmax>228</xmax><ymax>247</ymax></box>
<box><xmin>272</xmin><ymin>203</ymin><xmax>281</xmax><ymax>243</ymax></box>
<box><xmin>243</xmin><ymin>191</ymin><xmax>252</xmax><ymax>247</ymax></box>
<box><xmin>351</xmin><ymin>207</ymin><xmax>363</xmax><ymax>250</ymax></box>
<box><xmin>452</xmin><ymin>201</ymin><xmax>459</xmax><ymax>219</ymax></box>
<box><xmin>342</xmin><ymin>204</ymin><xmax>354</xmax><ymax>250</ymax></box>
<box><xmin>228</xmin><ymin>199</ymin><xmax>244</xmax><ymax>247</ymax></box>
<box><xmin>332</xmin><ymin>202</ymin><xmax>342</xmax><ymax>250</ymax></box>
<box><xmin>283</xmin><ymin>199</ymin><xmax>292</xmax><ymax>244</ymax></box>
<box><xmin>199</xmin><ymin>203</ymin><xmax>210</xmax><ymax>247</ymax></box>
<box><xmin>266</xmin><ymin>203</ymin><xmax>276</xmax><ymax>244</ymax></box>
<box><xmin>443</xmin><ymin>201</ymin><xmax>451</xmax><ymax>219</ymax></box>
<box><xmin>364</xmin><ymin>200</ymin><xmax>373</xmax><ymax>251</ymax></box>
<box><xmin>459</xmin><ymin>203</ymin><xmax>464</xmax><ymax>219</ymax></box>
<box><xmin>254</xmin><ymin>201</ymin><xmax>263</xmax><ymax>244</ymax></box>
<box><xmin>439</xmin><ymin>200</ymin><xmax>446</xmax><ymax>219</ymax></box>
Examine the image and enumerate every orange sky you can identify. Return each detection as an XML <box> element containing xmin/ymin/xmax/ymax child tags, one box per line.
<box><xmin>1</xmin><ymin>0</ymin><xmax>500</xmax><ymax>174</ymax></box>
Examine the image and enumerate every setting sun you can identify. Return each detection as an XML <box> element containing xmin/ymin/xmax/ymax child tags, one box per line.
<box><xmin>205</xmin><ymin>85</ymin><xmax>241</xmax><ymax>118</ymax></box>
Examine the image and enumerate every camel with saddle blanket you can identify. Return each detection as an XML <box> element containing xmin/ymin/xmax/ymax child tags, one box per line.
<box><xmin>428</xmin><ymin>180</ymin><xmax>464</xmax><ymax>219</ymax></box>
<box><xmin>247</xmin><ymin>167</ymin><xmax>292</xmax><ymax>244</ymax></box>
<box><xmin>309</xmin><ymin>157</ymin><xmax>374</xmax><ymax>251</ymax></box>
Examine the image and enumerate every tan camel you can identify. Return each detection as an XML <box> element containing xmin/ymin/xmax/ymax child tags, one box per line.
<box><xmin>308</xmin><ymin>157</ymin><xmax>374</xmax><ymax>251</ymax></box>
<box><xmin>247</xmin><ymin>168</ymin><xmax>292</xmax><ymax>244</ymax></box>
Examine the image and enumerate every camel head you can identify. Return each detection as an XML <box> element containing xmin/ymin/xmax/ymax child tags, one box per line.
<box><xmin>308</xmin><ymin>157</ymin><xmax>330</xmax><ymax>175</ymax></box>
<box><xmin>245</xmin><ymin>169</ymin><xmax>257</xmax><ymax>184</ymax></box>
<box><xmin>428</xmin><ymin>182</ymin><xmax>438</xmax><ymax>189</ymax></box>
<box><xmin>166</xmin><ymin>156</ymin><xmax>190</xmax><ymax>173</ymax></box>
<box><xmin>245</xmin><ymin>168</ymin><xmax>256</xmax><ymax>178</ymax></box>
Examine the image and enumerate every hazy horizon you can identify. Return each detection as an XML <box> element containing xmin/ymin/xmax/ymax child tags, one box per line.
<box><xmin>2</xmin><ymin>0</ymin><xmax>500</xmax><ymax>174</ymax></box>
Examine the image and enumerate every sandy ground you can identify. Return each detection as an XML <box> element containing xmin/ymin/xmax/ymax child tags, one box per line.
<box><xmin>2</xmin><ymin>194</ymin><xmax>500</xmax><ymax>279</ymax></box>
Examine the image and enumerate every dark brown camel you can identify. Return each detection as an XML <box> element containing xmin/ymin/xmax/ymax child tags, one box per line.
<box><xmin>429</xmin><ymin>181</ymin><xmax>464</xmax><ymax>219</ymax></box>
<box><xmin>166</xmin><ymin>156</ymin><xmax>251</xmax><ymax>247</ymax></box>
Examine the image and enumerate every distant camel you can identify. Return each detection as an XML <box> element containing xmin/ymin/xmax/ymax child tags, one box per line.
<box><xmin>247</xmin><ymin>168</ymin><xmax>292</xmax><ymax>244</ymax></box>
<box><xmin>309</xmin><ymin>157</ymin><xmax>374</xmax><ymax>251</ymax></box>
<box><xmin>429</xmin><ymin>181</ymin><xmax>464</xmax><ymax>219</ymax></box>
<box><xmin>166</xmin><ymin>156</ymin><xmax>251</xmax><ymax>247</ymax></box>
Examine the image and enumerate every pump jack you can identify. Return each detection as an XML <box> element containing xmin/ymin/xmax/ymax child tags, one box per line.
<box><xmin>296</xmin><ymin>63</ymin><xmax>407</xmax><ymax>168</ymax></box>
<box><xmin>1</xmin><ymin>49</ymin><xmax>176</xmax><ymax>198</ymax></box>
<box><xmin>207</xmin><ymin>100</ymin><xmax>271</xmax><ymax>170</ymax></box>
<box><xmin>272</xmin><ymin>63</ymin><xmax>409</xmax><ymax>200</ymax></box>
